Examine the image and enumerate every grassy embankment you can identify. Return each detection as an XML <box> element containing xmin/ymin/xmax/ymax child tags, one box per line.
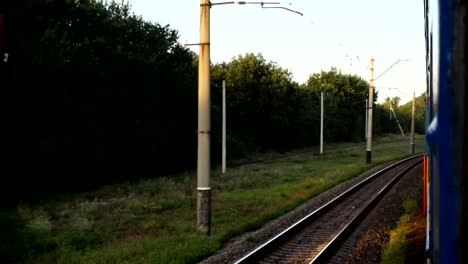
<box><xmin>1</xmin><ymin>134</ymin><xmax>425</xmax><ymax>263</ymax></box>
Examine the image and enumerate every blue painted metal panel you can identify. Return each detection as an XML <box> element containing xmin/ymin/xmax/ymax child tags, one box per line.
<box><xmin>436</xmin><ymin>0</ymin><xmax>458</xmax><ymax>263</ymax></box>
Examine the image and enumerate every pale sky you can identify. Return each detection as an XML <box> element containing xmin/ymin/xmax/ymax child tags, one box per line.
<box><xmin>127</xmin><ymin>0</ymin><xmax>426</xmax><ymax>104</ymax></box>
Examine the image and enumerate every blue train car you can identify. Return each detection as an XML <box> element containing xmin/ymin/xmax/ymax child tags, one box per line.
<box><xmin>423</xmin><ymin>0</ymin><xmax>467</xmax><ymax>263</ymax></box>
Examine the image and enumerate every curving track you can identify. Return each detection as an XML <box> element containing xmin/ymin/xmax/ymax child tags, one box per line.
<box><xmin>234</xmin><ymin>155</ymin><xmax>423</xmax><ymax>264</ymax></box>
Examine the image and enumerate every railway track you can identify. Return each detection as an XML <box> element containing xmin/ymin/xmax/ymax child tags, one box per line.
<box><xmin>234</xmin><ymin>155</ymin><xmax>423</xmax><ymax>264</ymax></box>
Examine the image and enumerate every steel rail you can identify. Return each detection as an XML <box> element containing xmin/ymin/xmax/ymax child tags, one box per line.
<box><xmin>234</xmin><ymin>154</ymin><xmax>423</xmax><ymax>263</ymax></box>
<box><xmin>309</xmin><ymin>158</ymin><xmax>422</xmax><ymax>263</ymax></box>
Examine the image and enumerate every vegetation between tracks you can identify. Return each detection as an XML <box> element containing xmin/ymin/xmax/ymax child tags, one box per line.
<box><xmin>381</xmin><ymin>192</ymin><xmax>426</xmax><ymax>264</ymax></box>
<box><xmin>1</xmin><ymin>134</ymin><xmax>425</xmax><ymax>263</ymax></box>
<box><xmin>381</xmin><ymin>199</ymin><xmax>417</xmax><ymax>264</ymax></box>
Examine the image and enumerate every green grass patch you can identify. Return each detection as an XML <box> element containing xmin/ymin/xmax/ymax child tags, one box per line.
<box><xmin>381</xmin><ymin>198</ymin><xmax>419</xmax><ymax>264</ymax></box>
<box><xmin>381</xmin><ymin>224</ymin><xmax>409</xmax><ymax>264</ymax></box>
<box><xmin>4</xmin><ymin>134</ymin><xmax>425</xmax><ymax>263</ymax></box>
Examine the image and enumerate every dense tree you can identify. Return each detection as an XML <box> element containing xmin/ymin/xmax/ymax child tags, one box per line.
<box><xmin>374</xmin><ymin>94</ymin><xmax>426</xmax><ymax>135</ymax></box>
<box><xmin>382</xmin><ymin>96</ymin><xmax>401</xmax><ymax>110</ymax></box>
<box><xmin>2</xmin><ymin>0</ymin><xmax>197</xmax><ymax>202</ymax></box>
<box><xmin>0</xmin><ymin>1</ymin><xmax>426</xmax><ymax>204</ymax></box>
<box><xmin>378</xmin><ymin>96</ymin><xmax>403</xmax><ymax>134</ymax></box>
<box><xmin>396</xmin><ymin>93</ymin><xmax>426</xmax><ymax>134</ymax></box>
<box><xmin>303</xmin><ymin>68</ymin><xmax>369</xmax><ymax>142</ymax></box>
<box><xmin>211</xmin><ymin>53</ymin><xmax>300</xmax><ymax>155</ymax></box>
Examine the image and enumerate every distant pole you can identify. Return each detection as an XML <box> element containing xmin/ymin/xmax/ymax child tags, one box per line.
<box><xmin>197</xmin><ymin>0</ymin><xmax>211</xmax><ymax>235</ymax></box>
<box><xmin>410</xmin><ymin>90</ymin><xmax>416</xmax><ymax>153</ymax></box>
<box><xmin>222</xmin><ymin>80</ymin><xmax>226</xmax><ymax>173</ymax></box>
<box><xmin>366</xmin><ymin>56</ymin><xmax>375</xmax><ymax>163</ymax></box>
<box><xmin>389</xmin><ymin>102</ymin><xmax>392</xmax><ymax>120</ymax></box>
<box><xmin>365</xmin><ymin>99</ymin><xmax>368</xmax><ymax>139</ymax></box>
<box><xmin>390</xmin><ymin>104</ymin><xmax>406</xmax><ymax>137</ymax></box>
<box><xmin>320</xmin><ymin>91</ymin><xmax>324</xmax><ymax>154</ymax></box>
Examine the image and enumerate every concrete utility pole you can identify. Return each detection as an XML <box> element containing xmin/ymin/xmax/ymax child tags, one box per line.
<box><xmin>222</xmin><ymin>80</ymin><xmax>226</xmax><ymax>173</ymax></box>
<box><xmin>389</xmin><ymin>101</ymin><xmax>392</xmax><ymax>120</ymax></box>
<box><xmin>366</xmin><ymin>56</ymin><xmax>375</xmax><ymax>163</ymax></box>
<box><xmin>365</xmin><ymin>99</ymin><xmax>368</xmax><ymax>139</ymax></box>
<box><xmin>365</xmin><ymin>58</ymin><xmax>409</xmax><ymax>163</ymax></box>
<box><xmin>195</xmin><ymin>0</ymin><xmax>301</xmax><ymax>235</ymax></box>
<box><xmin>320</xmin><ymin>91</ymin><xmax>324</xmax><ymax>154</ymax></box>
<box><xmin>197</xmin><ymin>0</ymin><xmax>211</xmax><ymax>235</ymax></box>
<box><xmin>410</xmin><ymin>90</ymin><xmax>416</xmax><ymax>153</ymax></box>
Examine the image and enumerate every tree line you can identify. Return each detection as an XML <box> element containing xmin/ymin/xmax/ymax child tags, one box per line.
<box><xmin>0</xmin><ymin>0</ymin><xmax>425</xmax><ymax>204</ymax></box>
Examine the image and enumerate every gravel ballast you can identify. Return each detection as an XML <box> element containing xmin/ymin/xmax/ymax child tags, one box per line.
<box><xmin>199</xmin><ymin>159</ymin><xmax>423</xmax><ymax>264</ymax></box>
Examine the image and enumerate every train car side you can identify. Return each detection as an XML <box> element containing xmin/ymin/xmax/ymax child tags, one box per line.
<box><xmin>424</xmin><ymin>0</ymin><xmax>467</xmax><ymax>263</ymax></box>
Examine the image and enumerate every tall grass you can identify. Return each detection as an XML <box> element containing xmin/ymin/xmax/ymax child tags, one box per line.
<box><xmin>2</xmin><ymin>134</ymin><xmax>425</xmax><ymax>263</ymax></box>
